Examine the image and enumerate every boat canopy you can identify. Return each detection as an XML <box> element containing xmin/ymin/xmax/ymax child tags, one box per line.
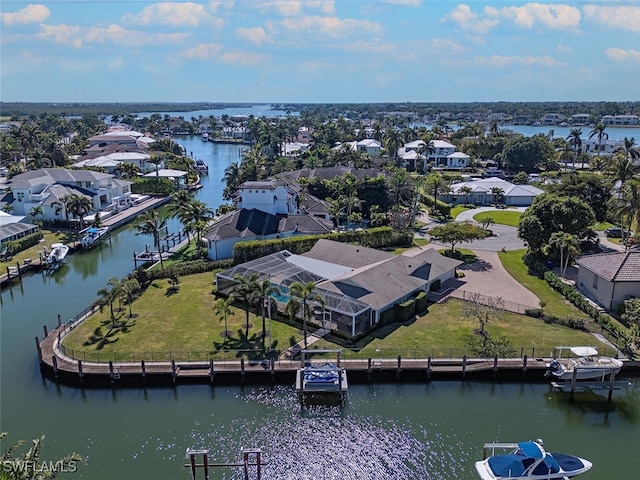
<box><xmin>518</xmin><ymin>441</ymin><xmax>543</xmax><ymax>458</ymax></box>
<box><xmin>570</xmin><ymin>347</ymin><xmax>598</xmax><ymax>357</ymax></box>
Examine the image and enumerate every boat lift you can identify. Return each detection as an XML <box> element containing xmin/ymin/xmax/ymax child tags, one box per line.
<box><xmin>185</xmin><ymin>447</ymin><xmax>267</xmax><ymax>480</ymax></box>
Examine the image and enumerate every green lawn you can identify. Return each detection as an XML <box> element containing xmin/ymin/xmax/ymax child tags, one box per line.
<box><xmin>594</xmin><ymin>222</ymin><xmax>615</xmax><ymax>231</ymax></box>
<box><xmin>389</xmin><ymin>237</ymin><xmax>429</xmax><ymax>254</ymax></box>
<box><xmin>62</xmin><ymin>268</ymin><xmax>602</xmax><ymax>362</ymax></box>
<box><xmin>498</xmin><ymin>249</ymin><xmax>586</xmax><ymax>318</ymax></box>
<box><xmin>62</xmin><ymin>272</ymin><xmax>304</xmax><ymax>362</ymax></box>
<box><xmin>473</xmin><ymin>210</ymin><xmax>522</xmax><ymax>227</ymax></box>
<box><xmin>1</xmin><ymin>229</ymin><xmax>79</xmax><ymax>271</ymax></box>
<box><xmin>312</xmin><ymin>299</ymin><xmax>596</xmax><ymax>359</ymax></box>
<box><xmin>450</xmin><ymin>205</ymin><xmax>471</xmax><ymax>219</ymax></box>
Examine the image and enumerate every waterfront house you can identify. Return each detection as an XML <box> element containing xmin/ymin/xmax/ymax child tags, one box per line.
<box><xmin>7</xmin><ymin>168</ymin><xmax>132</xmax><ymax>222</ymax></box>
<box><xmin>235</xmin><ymin>179</ymin><xmax>300</xmax><ymax>216</ymax></box>
<box><xmin>602</xmin><ymin>114</ymin><xmax>640</xmax><ymax>126</ymax></box>
<box><xmin>442</xmin><ymin>177</ymin><xmax>543</xmax><ymax>206</ymax></box>
<box><xmin>87</xmin><ymin>129</ymin><xmax>156</xmax><ymax>149</ymax></box>
<box><xmin>73</xmin><ymin>151</ymin><xmax>154</xmax><ymax>174</ymax></box>
<box><xmin>216</xmin><ymin>239</ymin><xmax>461</xmax><ymax>336</ymax></box>
<box><xmin>575</xmin><ymin>251</ymin><xmax>640</xmax><ymax>311</ymax></box>
<box><xmin>0</xmin><ymin>211</ymin><xmax>39</xmax><ymax>250</ymax></box>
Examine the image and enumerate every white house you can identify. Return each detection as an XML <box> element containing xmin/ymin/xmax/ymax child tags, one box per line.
<box><xmin>87</xmin><ymin>129</ymin><xmax>156</xmax><ymax>149</ymax></box>
<box><xmin>235</xmin><ymin>180</ymin><xmax>300</xmax><ymax>215</ymax></box>
<box><xmin>576</xmin><ymin>251</ymin><xmax>640</xmax><ymax>311</ymax></box>
<box><xmin>602</xmin><ymin>115</ymin><xmax>640</xmax><ymax>126</ymax></box>
<box><xmin>444</xmin><ymin>152</ymin><xmax>471</xmax><ymax>169</ymax></box>
<box><xmin>426</xmin><ymin>140</ymin><xmax>457</xmax><ymax>169</ymax></box>
<box><xmin>356</xmin><ymin>139</ymin><xmax>382</xmax><ymax>156</ymax></box>
<box><xmin>72</xmin><ymin>151</ymin><xmax>155</xmax><ymax>174</ymax></box>
<box><xmin>540</xmin><ymin>113</ymin><xmax>566</xmax><ymax>125</ymax></box>
<box><xmin>7</xmin><ymin>168</ymin><xmax>132</xmax><ymax>221</ymax></box>
<box><xmin>442</xmin><ymin>177</ymin><xmax>543</xmax><ymax>206</ymax></box>
<box><xmin>580</xmin><ymin>138</ymin><xmax>623</xmax><ymax>156</ymax></box>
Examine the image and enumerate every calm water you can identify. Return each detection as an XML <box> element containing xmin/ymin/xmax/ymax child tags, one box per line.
<box><xmin>1</xmin><ymin>130</ymin><xmax>639</xmax><ymax>479</ymax></box>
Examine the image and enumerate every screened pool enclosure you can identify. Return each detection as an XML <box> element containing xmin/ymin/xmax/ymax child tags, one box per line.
<box><xmin>216</xmin><ymin>250</ymin><xmax>373</xmax><ymax>337</ymax></box>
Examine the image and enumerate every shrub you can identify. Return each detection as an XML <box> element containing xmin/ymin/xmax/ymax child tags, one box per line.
<box><xmin>396</xmin><ymin>299</ymin><xmax>415</xmax><ymax>323</ymax></box>
<box><xmin>422</xmin><ymin>195</ymin><xmax>451</xmax><ymax>217</ymax></box>
<box><xmin>379</xmin><ymin>307</ymin><xmax>396</xmax><ymax>326</ymax></box>
<box><xmin>414</xmin><ymin>291</ymin><xmax>428</xmax><ymax>314</ymax></box>
<box><xmin>3</xmin><ymin>231</ymin><xmax>42</xmax><ymax>254</ymax></box>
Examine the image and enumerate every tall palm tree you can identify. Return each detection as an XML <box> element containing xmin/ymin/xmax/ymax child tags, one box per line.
<box><xmin>490</xmin><ymin>187</ymin><xmax>505</xmax><ymax>205</ymax></box>
<box><xmin>289</xmin><ymin>281</ymin><xmax>320</xmax><ymax>349</ymax></box>
<box><xmin>232</xmin><ymin>273</ymin><xmax>259</xmax><ymax>336</ymax></box>
<box><xmin>426</xmin><ymin>173</ymin><xmax>448</xmax><ymax>206</ymax></box>
<box><xmin>213</xmin><ymin>297</ymin><xmax>232</xmax><ymax>340</ymax></box>
<box><xmin>548</xmin><ymin>232</ymin><xmax>578</xmax><ymax>278</ymax></box>
<box><xmin>614</xmin><ymin>136</ymin><xmax>640</xmax><ymax>167</ymax></box>
<box><xmin>134</xmin><ymin>209</ymin><xmax>168</xmax><ymax>269</ymax></box>
<box><xmin>96</xmin><ymin>277</ymin><xmax>123</xmax><ymax>327</ymax></box>
<box><xmin>611</xmin><ymin>178</ymin><xmax>640</xmax><ymax>248</ymax></box>
<box><xmin>458</xmin><ymin>186</ymin><xmax>473</xmax><ymax>205</ymax></box>
<box><xmin>68</xmin><ymin>194</ymin><xmax>93</xmax><ymax>230</ymax></box>
<box><xmin>383</xmin><ymin>128</ymin><xmax>402</xmax><ymax>163</ymax></box>
<box><xmin>588</xmin><ymin>123</ymin><xmax>608</xmax><ymax>157</ymax></box>
<box><xmin>254</xmin><ymin>279</ymin><xmax>277</xmax><ymax>348</ymax></box>
<box><xmin>52</xmin><ymin>194</ymin><xmax>74</xmax><ymax>225</ymax></box>
<box><xmin>29</xmin><ymin>205</ymin><xmax>45</xmax><ymax>225</ymax></box>
<box><xmin>121</xmin><ymin>278</ymin><xmax>141</xmax><ymax>318</ymax></box>
<box><xmin>566</xmin><ymin>128</ymin><xmax>583</xmax><ymax>169</ymax></box>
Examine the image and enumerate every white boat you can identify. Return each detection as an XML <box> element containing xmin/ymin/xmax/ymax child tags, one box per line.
<box><xmin>546</xmin><ymin>346</ymin><xmax>623</xmax><ymax>381</ymax></box>
<box><xmin>80</xmin><ymin>227</ymin><xmax>110</xmax><ymax>249</ymax></box>
<box><xmin>45</xmin><ymin>243</ymin><xmax>69</xmax><ymax>266</ymax></box>
<box><xmin>296</xmin><ymin>363</ymin><xmax>348</xmax><ymax>394</ymax></box>
<box><xmin>475</xmin><ymin>440</ymin><xmax>592</xmax><ymax>480</ymax></box>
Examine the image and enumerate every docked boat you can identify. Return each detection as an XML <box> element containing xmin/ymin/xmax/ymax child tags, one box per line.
<box><xmin>475</xmin><ymin>440</ymin><xmax>592</xmax><ymax>480</ymax></box>
<box><xmin>80</xmin><ymin>227</ymin><xmax>110</xmax><ymax>249</ymax></box>
<box><xmin>194</xmin><ymin>159</ymin><xmax>209</xmax><ymax>174</ymax></box>
<box><xmin>45</xmin><ymin>243</ymin><xmax>69</xmax><ymax>266</ymax></box>
<box><xmin>546</xmin><ymin>346</ymin><xmax>623</xmax><ymax>381</ymax></box>
<box><xmin>296</xmin><ymin>363</ymin><xmax>348</xmax><ymax>395</ymax></box>
<box><xmin>201</xmin><ymin>132</ymin><xmax>209</xmax><ymax>141</ymax></box>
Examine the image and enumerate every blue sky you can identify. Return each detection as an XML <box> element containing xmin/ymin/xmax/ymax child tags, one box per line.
<box><xmin>1</xmin><ymin>1</ymin><xmax>639</xmax><ymax>103</ymax></box>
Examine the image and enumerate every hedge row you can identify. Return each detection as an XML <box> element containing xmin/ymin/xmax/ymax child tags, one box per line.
<box><xmin>128</xmin><ymin>258</ymin><xmax>233</xmax><ymax>286</ymax></box>
<box><xmin>232</xmin><ymin>227</ymin><xmax>413</xmax><ymax>264</ymax></box>
<box><xmin>421</xmin><ymin>194</ymin><xmax>451</xmax><ymax>217</ymax></box>
<box><xmin>543</xmin><ymin>270</ymin><xmax>621</xmax><ymax>338</ymax></box>
<box><xmin>3</xmin><ymin>231</ymin><xmax>42</xmax><ymax>254</ymax></box>
<box><xmin>523</xmin><ymin>308</ymin><xmax>587</xmax><ymax>331</ymax></box>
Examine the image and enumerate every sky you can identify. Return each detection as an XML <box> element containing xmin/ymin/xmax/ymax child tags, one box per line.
<box><xmin>1</xmin><ymin>1</ymin><xmax>639</xmax><ymax>103</ymax></box>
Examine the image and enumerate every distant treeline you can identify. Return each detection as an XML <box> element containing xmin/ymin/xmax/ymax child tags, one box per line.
<box><xmin>1</xmin><ymin>101</ymin><xmax>639</xmax><ymax>121</ymax></box>
<box><xmin>0</xmin><ymin>102</ymin><xmax>262</xmax><ymax>118</ymax></box>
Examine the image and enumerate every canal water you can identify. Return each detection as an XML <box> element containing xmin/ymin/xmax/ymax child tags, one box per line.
<box><xmin>1</xmin><ymin>133</ymin><xmax>639</xmax><ymax>479</ymax></box>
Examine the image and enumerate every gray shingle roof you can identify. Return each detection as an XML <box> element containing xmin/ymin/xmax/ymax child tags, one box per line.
<box><xmin>204</xmin><ymin>208</ymin><xmax>296</xmax><ymax>241</ymax></box>
<box><xmin>576</xmin><ymin>251</ymin><xmax>640</xmax><ymax>282</ymax></box>
<box><xmin>303</xmin><ymin>239</ymin><xmax>394</xmax><ymax>268</ymax></box>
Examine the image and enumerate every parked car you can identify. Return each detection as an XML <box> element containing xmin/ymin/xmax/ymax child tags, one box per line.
<box><xmin>604</xmin><ymin>227</ymin><xmax>632</xmax><ymax>238</ymax></box>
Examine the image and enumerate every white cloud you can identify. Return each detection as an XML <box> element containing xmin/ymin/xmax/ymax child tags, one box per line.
<box><xmin>122</xmin><ymin>2</ymin><xmax>224</xmax><ymax>28</ymax></box>
<box><xmin>236</xmin><ymin>27</ymin><xmax>271</xmax><ymax>46</ymax></box>
<box><xmin>442</xmin><ymin>4</ymin><xmax>498</xmax><ymax>35</ymax></box>
<box><xmin>557</xmin><ymin>44</ymin><xmax>571</xmax><ymax>53</ymax></box>
<box><xmin>107</xmin><ymin>58</ymin><xmax>126</xmax><ymax>72</ymax></box>
<box><xmin>583</xmin><ymin>5</ymin><xmax>640</xmax><ymax>32</ymax></box>
<box><xmin>256</xmin><ymin>1</ymin><xmax>335</xmax><ymax>17</ymax></box>
<box><xmin>334</xmin><ymin>40</ymin><xmax>396</xmax><ymax>54</ymax></box>
<box><xmin>473</xmin><ymin>54</ymin><xmax>565</xmax><ymax>68</ymax></box>
<box><xmin>271</xmin><ymin>16</ymin><xmax>382</xmax><ymax>38</ymax></box>
<box><xmin>429</xmin><ymin>38</ymin><xmax>465</xmax><ymax>54</ymax></box>
<box><xmin>182</xmin><ymin>43</ymin><xmax>224</xmax><ymax>60</ymax></box>
<box><xmin>487</xmin><ymin>3</ymin><xmax>581</xmax><ymax>29</ymax></box>
<box><xmin>39</xmin><ymin>24</ymin><xmax>188</xmax><ymax>48</ymax></box>
<box><xmin>605</xmin><ymin>48</ymin><xmax>640</xmax><ymax>62</ymax></box>
<box><xmin>208</xmin><ymin>1</ymin><xmax>235</xmax><ymax>12</ymax></box>
<box><xmin>219</xmin><ymin>51</ymin><xmax>267</xmax><ymax>66</ymax></box>
<box><xmin>1</xmin><ymin>4</ymin><xmax>50</xmax><ymax>26</ymax></box>
<box><xmin>380</xmin><ymin>0</ymin><xmax>421</xmax><ymax>6</ymax></box>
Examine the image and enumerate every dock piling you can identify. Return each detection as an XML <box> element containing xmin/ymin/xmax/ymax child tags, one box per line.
<box><xmin>462</xmin><ymin>355</ymin><xmax>467</xmax><ymax>379</ymax></box>
<box><xmin>43</xmin><ymin>325</ymin><xmax>48</xmax><ymax>338</ymax></box>
<box><xmin>78</xmin><ymin>360</ymin><xmax>84</xmax><ymax>380</ymax></box>
<box><xmin>397</xmin><ymin>355</ymin><xmax>402</xmax><ymax>379</ymax></box>
<box><xmin>52</xmin><ymin>356</ymin><xmax>58</xmax><ymax>379</ymax></box>
<box><xmin>35</xmin><ymin>337</ymin><xmax>42</xmax><ymax>362</ymax></box>
<box><xmin>427</xmin><ymin>356</ymin><xmax>432</xmax><ymax>379</ymax></box>
<box><xmin>209</xmin><ymin>359</ymin><xmax>215</xmax><ymax>383</ymax></box>
<box><xmin>171</xmin><ymin>359</ymin><xmax>177</xmax><ymax>384</ymax></box>
<box><xmin>240</xmin><ymin>358</ymin><xmax>245</xmax><ymax>382</ymax></box>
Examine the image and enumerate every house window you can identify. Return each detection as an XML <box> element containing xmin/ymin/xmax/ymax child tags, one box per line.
<box><xmin>17</xmin><ymin>192</ymin><xmax>24</xmax><ymax>202</ymax></box>
<box><xmin>592</xmin><ymin>275</ymin><xmax>598</xmax><ymax>289</ymax></box>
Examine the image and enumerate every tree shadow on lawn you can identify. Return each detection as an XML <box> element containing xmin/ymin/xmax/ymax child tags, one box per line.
<box><xmin>83</xmin><ymin>312</ymin><xmax>136</xmax><ymax>349</ymax></box>
<box><xmin>458</xmin><ymin>258</ymin><xmax>492</xmax><ymax>272</ymax></box>
<box><xmin>211</xmin><ymin>328</ymin><xmax>265</xmax><ymax>360</ymax></box>
<box><xmin>325</xmin><ymin>317</ymin><xmax>419</xmax><ymax>352</ymax></box>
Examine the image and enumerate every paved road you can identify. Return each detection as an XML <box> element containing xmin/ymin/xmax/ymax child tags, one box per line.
<box><xmin>420</xmin><ymin>207</ymin><xmax>527</xmax><ymax>252</ymax></box>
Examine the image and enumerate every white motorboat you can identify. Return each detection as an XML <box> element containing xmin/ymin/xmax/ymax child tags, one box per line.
<box><xmin>45</xmin><ymin>243</ymin><xmax>69</xmax><ymax>266</ymax></box>
<box><xmin>475</xmin><ymin>439</ymin><xmax>592</xmax><ymax>480</ymax></box>
<box><xmin>546</xmin><ymin>346</ymin><xmax>623</xmax><ymax>381</ymax></box>
<box><xmin>80</xmin><ymin>227</ymin><xmax>110</xmax><ymax>248</ymax></box>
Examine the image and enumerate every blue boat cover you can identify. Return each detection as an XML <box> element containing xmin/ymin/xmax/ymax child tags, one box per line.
<box><xmin>518</xmin><ymin>442</ymin><xmax>543</xmax><ymax>458</ymax></box>
<box><xmin>488</xmin><ymin>455</ymin><xmax>528</xmax><ymax>477</ymax></box>
<box><xmin>551</xmin><ymin>453</ymin><xmax>585</xmax><ymax>473</ymax></box>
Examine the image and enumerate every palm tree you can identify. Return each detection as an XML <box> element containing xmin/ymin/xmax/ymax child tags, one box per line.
<box><xmin>566</xmin><ymin>128</ymin><xmax>582</xmax><ymax>169</ymax></box>
<box><xmin>490</xmin><ymin>187</ymin><xmax>505</xmax><ymax>205</ymax></box>
<box><xmin>254</xmin><ymin>279</ymin><xmax>277</xmax><ymax>348</ymax></box>
<box><xmin>606</xmin><ymin>152</ymin><xmax>640</xmax><ymax>189</ymax></box>
<box><xmin>388</xmin><ymin>167</ymin><xmax>412</xmax><ymax>208</ymax></box>
<box><xmin>426</xmin><ymin>173</ymin><xmax>448</xmax><ymax>206</ymax></box>
<box><xmin>68</xmin><ymin>194</ymin><xmax>93</xmax><ymax>230</ymax></box>
<box><xmin>588</xmin><ymin>123</ymin><xmax>608</xmax><ymax>157</ymax></box>
<box><xmin>232</xmin><ymin>273</ymin><xmax>259</xmax><ymax>336</ymax></box>
<box><xmin>29</xmin><ymin>205</ymin><xmax>45</xmax><ymax>225</ymax></box>
<box><xmin>383</xmin><ymin>128</ymin><xmax>402</xmax><ymax>163</ymax></box>
<box><xmin>121</xmin><ymin>278</ymin><xmax>141</xmax><ymax>318</ymax></box>
<box><xmin>611</xmin><ymin>178</ymin><xmax>640</xmax><ymax>248</ymax></box>
<box><xmin>289</xmin><ymin>281</ymin><xmax>320</xmax><ymax>349</ymax></box>
<box><xmin>548</xmin><ymin>232</ymin><xmax>578</xmax><ymax>278</ymax></box>
<box><xmin>96</xmin><ymin>277</ymin><xmax>122</xmax><ymax>327</ymax></box>
<box><xmin>134</xmin><ymin>210</ymin><xmax>168</xmax><ymax>269</ymax></box>
<box><xmin>0</xmin><ymin>432</ymin><xmax>82</xmax><ymax>479</ymax></box>
<box><xmin>213</xmin><ymin>297</ymin><xmax>233</xmax><ymax>340</ymax></box>
<box><xmin>52</xmin><ymin>194</ymin><xmax>74</xmax><ymax>225</ymax></box>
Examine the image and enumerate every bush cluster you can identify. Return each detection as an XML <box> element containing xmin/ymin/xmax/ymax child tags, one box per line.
<box><xmin>3</xmin><ymin>231</ymin><xmax>42</xmax><ymax>255</ymax></box>
<box><xmin>232</xmin><ymin>227</ymin><xmax>412</xmax><ymax>264</ymax></box>
<box><xmin>421</xmin><ymin>194</ymin><xmax>451</xmax><ymax>217</ymax></box>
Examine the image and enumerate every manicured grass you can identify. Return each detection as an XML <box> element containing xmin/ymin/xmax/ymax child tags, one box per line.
<box><xmin>450</xmin><ymin>205</ymin><xmax>471</xmax><ymax>219</ymax></box>
<box><xmin>62</xmin><ymin>272</ymin><xmax>303</xmax><ymax>361</ymax></box>
<box><xmin>473</xmin><ymin>210</ymin><xmax>522</xmax><ymax>227</ymax></box>
<box><xmin>594</xmin><ymin>222</ymin><xmax>615</xmax><ymax>231</ymax></box>
<box><xmin>437</xmin><ymin>248</ymin><xmax>478</xmax><ymax>264</ymax></box>
<box><xmin>1</xmin><ymin>229</ymin><xmax>79</xmax><ymax>271</ymax></box>
<box><xmin>498</xmin><ymin>249</ymin><xmax>586</xmax><ymax>318</ymax></box>
<box><xmin>312</xmin><ymin>298</ymin><xmax>596</xmax><ymax>359</ymax></box>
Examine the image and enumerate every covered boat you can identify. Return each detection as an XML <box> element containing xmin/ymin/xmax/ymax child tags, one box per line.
<box><xmin>475</xmin><ymin>440</ymin><xmax>592</xmax><ymax>480</ymax></box>
<box><xmin>45</xmin><ymin>243</ymin><xmax>69</xmax><ymax>266</ymax></box>
<box><xmin>546</xmin><ymin>346</ymin><xmax>622</xmax><ymax>381</ymax></box>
